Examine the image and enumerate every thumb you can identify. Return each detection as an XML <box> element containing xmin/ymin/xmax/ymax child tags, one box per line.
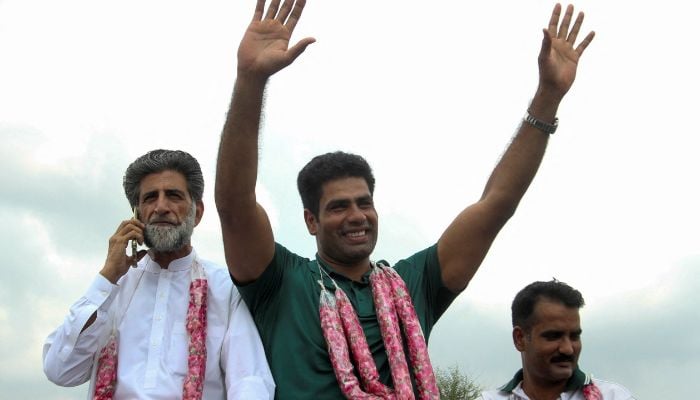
<box><xmin>538</xmin><ymin>28</ymin><xmax>552</xmax><ymax>62</ymax></box>
<box><xmin>287</xmin><ymin>37</ymin><xmax>316</xmax><ymax>64</ymax></box>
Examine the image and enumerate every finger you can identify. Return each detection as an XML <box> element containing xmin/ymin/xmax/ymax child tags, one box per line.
<box><xmin>575</xmin><ymin>31</ymin><xmax>595</xmax><ymax>56</ymax></box>
<box><xmin>264</xmin><ymin>0</ymin><xmax>282</xmax><ymax>20</ymax></box>
<box><xmin>567</xmin><ymin>11</ymin><xmax>584</xmax><ymax>44</ymax></box>
<box><xmin>122</xmin><ymin>219</ymin><xmax>145</xmax><ymax>233</ymax></box>
<box><xmin>276</xmin><ymin>0</ymin><xmax>295</xmax><ymax>23</ymax></box>
<box><xmin>285</xmin><ymin>0</ymin><xmax>306</xmax><ymax>32</ymax></box>
<box><xmin>253</xmin><ymin>0</ymin><xmax>266</xmax><ymax>21</ymax></box>
<box><xmin>114</xmin><ymin>222</ymin><xmax>125</xmax><ymax>235</ymax></box>
<box><xmin>557</xmin><ymin>4</ymin><xmax>574</xmax><ymax>40</ymax></box>
<box><xmin>547</xmin><ymin>3</ymin><xmax>562</xmax><ymax>38</ymax></box>
<box><xmin>117</xmin><ymin>222</ymin><xmax>144</xmax><ymax>243</ymax></box>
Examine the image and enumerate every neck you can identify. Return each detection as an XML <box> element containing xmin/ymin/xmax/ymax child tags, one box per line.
<box><xmin>319</xmin><ymin>255</ymin><xmax>371</xmax><ymax>282</ymax></box>
<box><xmin>521</xmin><ymin>377</ymin><xmax>567</xmax><ymax>400</ymax></box>
<box><xmin>150</xmin><ymin>244</ymin><xmax>193</xmax><ymax>269</ymax></box>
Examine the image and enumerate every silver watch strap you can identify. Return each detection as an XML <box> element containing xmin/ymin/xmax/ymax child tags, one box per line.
<box><xmin>524</xmin><ymin>111</ymin><xmax>558</xmax><ymax>134</ymax></box>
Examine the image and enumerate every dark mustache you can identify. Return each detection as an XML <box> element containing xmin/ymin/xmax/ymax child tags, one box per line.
<box><xmin>551</xmin><ymin>354</ymin><xmax>574</xmax><ymax>363</ymax></box>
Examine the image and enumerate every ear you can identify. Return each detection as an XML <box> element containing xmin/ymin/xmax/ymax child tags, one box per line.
<box><xmin>194</xmin><ymin>200</ymin><xmax>204</xmax><ymax>226</ymax></box>
<box><xmin>513</xmin><ymin>326</ymin><xmax>527</xmax><ymax>352</ymax></box>
<box><xmin>304</xmin><ymin>209</ymin><xmax>318</xmax><ymax>235</ymax></box>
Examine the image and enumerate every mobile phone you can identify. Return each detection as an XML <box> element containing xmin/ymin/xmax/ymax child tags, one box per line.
<box><xmin>131</xmin><ymin>207</ymin><xmax>138</xmax><ymax>266</ymax></box>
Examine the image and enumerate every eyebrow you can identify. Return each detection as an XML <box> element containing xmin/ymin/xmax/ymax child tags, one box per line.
<box><xmin>540</xmin><ymin>328</ymin><xmax>583</xmax><ymax>336</ymax></box>
<box><xmin>325</xmin><ymin>194</ymin><xmax>373</xmax><ymax>208</ymax></box>
<box><xmin>141</xmin><ymin>188</ymin><xmax>187</xmax><ymax>199</ymax></box>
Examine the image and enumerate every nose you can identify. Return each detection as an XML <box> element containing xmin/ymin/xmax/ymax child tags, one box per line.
<box><xmin>153</xmin><ymin>194</ymin><xmax>170</xmax><ymax>215</ymax></box>
<box><xmin>559</xmin><ymin>337</ymin><xmax>574</xmax><ymax>355</ymax></box>
<box><xmin>347</xmin><ymin>203</ymin><xmax>367</xmax><ymax>224</ymax></box>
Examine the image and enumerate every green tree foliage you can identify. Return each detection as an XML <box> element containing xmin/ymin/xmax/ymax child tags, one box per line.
<box><xmin>435</xmin><ymin>365</ymin><xmax>482</xmax><ymax>400</ymax></box>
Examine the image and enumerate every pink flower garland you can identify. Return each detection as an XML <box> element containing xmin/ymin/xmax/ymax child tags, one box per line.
<box><xmin>335</xmin><ymin>289</ymin><xmax>395</xmax><ymax>398</ymax></box>
<box><xmin>93</xmin><ymin>334</ymin><xmax>118</xmax><ymax>400</ymax></box>
<box><xmin>318</xmin><ymin>262</ymin><xmax>439</xmax><ymax>399</ymax></box>
<box><xmin>92</xmin><ymin>260</ymin><xmax>208</xmax><ymax>400</ymax></box>
<box><xmin>382</xmin><ymin>267</ymin><xmax>439</xmax><ymax>399</ymax></box>
<box><xmin>370</xmin><ymin>268</ymin><xmax>414</xmax><ymax>399</ymax></box>
<box><xmin>183</xmin><ymin>262</ymin><xmax>208</xmax><ymax>400</ymax></box>
<box><xmin>320</xmin><ymin>290</ymin><xmax>382</xmax><ymax>399</ymax></box>
<box><xmin>583</xmin><ymin>382</ymin><xmax>603</xmax><ymax>400</ymax></box>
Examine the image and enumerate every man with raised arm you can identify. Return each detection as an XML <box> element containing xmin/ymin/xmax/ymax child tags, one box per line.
<box><xmin>479</xmin><ymin>280</ymin><xmax>636</xmax><ymax>400</ymax></box>
<box><xmin>44</xmin><ymin>150</ymin><xmax>274</xmax><ymax>399</ymax></box>
<box><xmin>216</xmin><ymin>1</ymin><xmax>594</xmax><ymax>398</ymax></box>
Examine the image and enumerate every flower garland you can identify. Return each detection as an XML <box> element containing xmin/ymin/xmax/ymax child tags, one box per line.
<box><xmin>183</xmin><ymin>261</ymin><xmax>208</xmax><ymax>400</ymax></box>
<box><xmin>318</xmin><ymin>262</ymin><xmax>439</xmax><ymax>399</ymax></box>
<box><xmin>582</xmin><ymin>382</ymin><xmax>603</xmax><ymax>400</ymax></box>
<box><xmin>93</xmin><ymin>333</ymin><xmax>118</xmax><ymax>400</ymax></box>
<box><xmin>380</xmin><ymin>267</ymin><xmax>439</xmax><ymax>398</ymax></box>
<box><xmin>93</xmin><ymin>260</ymin><xmax>208</xmax><ymax>400</ymax></box>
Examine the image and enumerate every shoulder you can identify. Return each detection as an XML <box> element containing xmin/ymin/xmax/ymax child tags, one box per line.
<box><xmin>198</xmin><ymin>258</ymin><xmax>235</xmax><ymax>290</ymax></box>
<box><xmin>393</xmin><ymin>244</ymin><xmax>439</xmax><ymax>272</ymax></box>
<box><xmin>271</xmin><ymin>242</ymin><xmax>310</xmax><ymax>267</ymax></box>
<box><xmin>592</xmin><ymin>377</ymin><xmax>635</xmax><ymax>398</ymax></box>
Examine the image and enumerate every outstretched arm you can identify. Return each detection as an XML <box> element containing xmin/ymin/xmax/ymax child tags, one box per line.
<box><xmin>438</xmin><ymin>4</ymin><xmax>595</xmax><ymax>293</ymax></box>
<box><xmin>216</xmin><ymin>0</ymin><xmax>315</xmax><ymax>284</ymax></box>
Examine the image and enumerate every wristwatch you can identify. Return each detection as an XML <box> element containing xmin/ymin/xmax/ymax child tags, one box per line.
<box><xmin>524</xmin><ymin>111</ymin><xmax>558</xmax><ymax>134</ymax></box>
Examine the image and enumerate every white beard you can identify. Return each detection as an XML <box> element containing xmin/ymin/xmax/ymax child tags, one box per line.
<box><xmin>143</xmin><ymin>203</ymin><xmax>195</xmax><ymax>252</ymax></box>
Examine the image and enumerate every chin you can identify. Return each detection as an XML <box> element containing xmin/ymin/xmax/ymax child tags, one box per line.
<box><xmin>548</xmin><ymin>366</ymin><xmax>575</xmax><ymax>382</ymax></box>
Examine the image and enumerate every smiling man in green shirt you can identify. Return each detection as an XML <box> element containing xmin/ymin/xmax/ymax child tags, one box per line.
<box><xmin>215</xmin><ymin>0</ymin><xmax>595</xmax><ymax>398</ymax></box>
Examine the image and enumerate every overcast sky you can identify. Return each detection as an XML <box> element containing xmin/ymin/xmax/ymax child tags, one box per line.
<box><xmin>1</xmin><ymin>0</ymin><xmax>698</xmax><ymax>398</ymax></box>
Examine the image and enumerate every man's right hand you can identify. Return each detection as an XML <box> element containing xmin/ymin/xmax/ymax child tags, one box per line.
<box><xmin>237</xmin><ymin>0</ymin><xmax>315</xmax><ymax>82</ymax></box>
<box><xmin>100</xmin><ymin>219</ymin><xmax>146</xmax><ymax>284</ymax></box>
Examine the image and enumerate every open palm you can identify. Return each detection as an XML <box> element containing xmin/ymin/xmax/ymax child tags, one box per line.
<box><xmin>237</xmin><ymin>0</ymin><xmax>315</xmax><ymax>78</ymax></box>
<box><xmin>538</xmin><ymin>4</ymin><xmax>595</xmax><ymax>99</ymax></box>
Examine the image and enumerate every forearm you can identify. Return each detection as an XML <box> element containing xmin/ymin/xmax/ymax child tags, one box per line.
<box><xmin>215</xmin><ymin>75</ymin><xmax>268</xmax><ymax>210</ymax></box>
<box><xmin>480</xmin><ymin>87</ymin><xmax>562</xmax><ymax>215</ymax></box>
<box><xmin>215</xmin><ymin>74</ymin><xmax>276</xmax><ymax>283</ymax></box>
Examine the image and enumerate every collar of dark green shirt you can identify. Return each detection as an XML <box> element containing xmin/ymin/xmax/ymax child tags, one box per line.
<box><xmin>312</xmin><ymin>255</ymin><xmax>390</xmax><ymax>287</ymax></box>
<box><xmin>499</xmin><ymin>368</ymin><xmax>591</xmax><ymax>393</ymax></box>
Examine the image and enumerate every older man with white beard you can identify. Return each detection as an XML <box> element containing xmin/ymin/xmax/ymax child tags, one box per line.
<box><xmin>43</xmin><ymin>149</ymin><xmax>274</xmax><ymax>400</ymax></box>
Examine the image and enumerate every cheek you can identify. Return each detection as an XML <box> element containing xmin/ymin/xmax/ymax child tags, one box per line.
<box><xmin>138</xmin><ymin>206</ymin><xmax>153</xmax><ymax>222</ymax></box>
<box><xmin>573</xmin><ymin>342</ymin><xmax>582</xmax><ymax>354</ymax></box>
<box><xmin>535</xmin><ymin>342</ymin><xmax>559</xmax><ymax>358</ymax></box>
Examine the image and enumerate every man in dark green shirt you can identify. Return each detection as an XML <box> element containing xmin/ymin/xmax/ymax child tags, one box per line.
<box><xmin>239</xmin><ymin>242</ymin><xmax>455</xmax><ymax>399</ymax></box>
<box><xmin>215</xmin><ymin>0</ymin><xmax>594</xmax><ymax>398</ymax></box>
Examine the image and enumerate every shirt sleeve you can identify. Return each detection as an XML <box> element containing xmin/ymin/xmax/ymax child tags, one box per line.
<box><xmin>222</xmin><ymin>288</ymin><xmax>275</xmax><ymax>400</ymax></box>
<box><xmin>236</xmin><ymin>243</ymin><xmax>301</xmax><ymax>316</ymax></box>
<box><xmin>42</xmin><ymin>273</ymin><xmax>118</xmax><ymax>386</ymax></box>
<box><xmin>394</xmin><ymin>244</ymin><xmax>458</xmax><ymax>330</ymax></box>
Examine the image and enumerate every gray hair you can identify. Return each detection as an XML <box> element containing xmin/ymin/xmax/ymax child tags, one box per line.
<box><xmin>123</xmin><ymin>149</ymin><xmax>204</xmax><ymax>207</ymax></box>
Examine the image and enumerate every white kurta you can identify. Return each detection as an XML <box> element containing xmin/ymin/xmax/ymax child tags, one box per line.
<box><xmin>480</xmin><ymin>378</ymin><xmax>635</xmax><ymax>400</ymax></box>
<box><xmin>43</xmin><ymin>250</ymin><xmax>274</xmax><ymax>400</ymax></box>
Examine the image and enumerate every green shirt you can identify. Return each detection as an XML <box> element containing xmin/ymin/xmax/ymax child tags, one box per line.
<box><xmin>238</xmin><ymin>242</ymin><xmax>457</xmax><ymax>399</ymax></box>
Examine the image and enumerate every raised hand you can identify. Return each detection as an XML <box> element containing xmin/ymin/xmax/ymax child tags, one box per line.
<box><xmin>237</xmin><ymin>0</ymin><xmax>316</xmax><ymax>81</ymax></box>
<box><xmin>537</xmin><ymin>3</ymin><xmax>595</xmax><ymax>100</ymax></box>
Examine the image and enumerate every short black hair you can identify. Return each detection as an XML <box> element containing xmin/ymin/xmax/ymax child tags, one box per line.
<box><xmin>511</xmin><ymin>279</ymin><xmax>585</xmax><ymax>331</ymax></box>
<box><xmin>297</xmin><ymin>151</ymin><xmax>375</xmax><ymax>217</ymax></box>
<box><xmin>123</xmin><ymin>149</ymin><xmax>204</xmax><ymax>208</ymax></box>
